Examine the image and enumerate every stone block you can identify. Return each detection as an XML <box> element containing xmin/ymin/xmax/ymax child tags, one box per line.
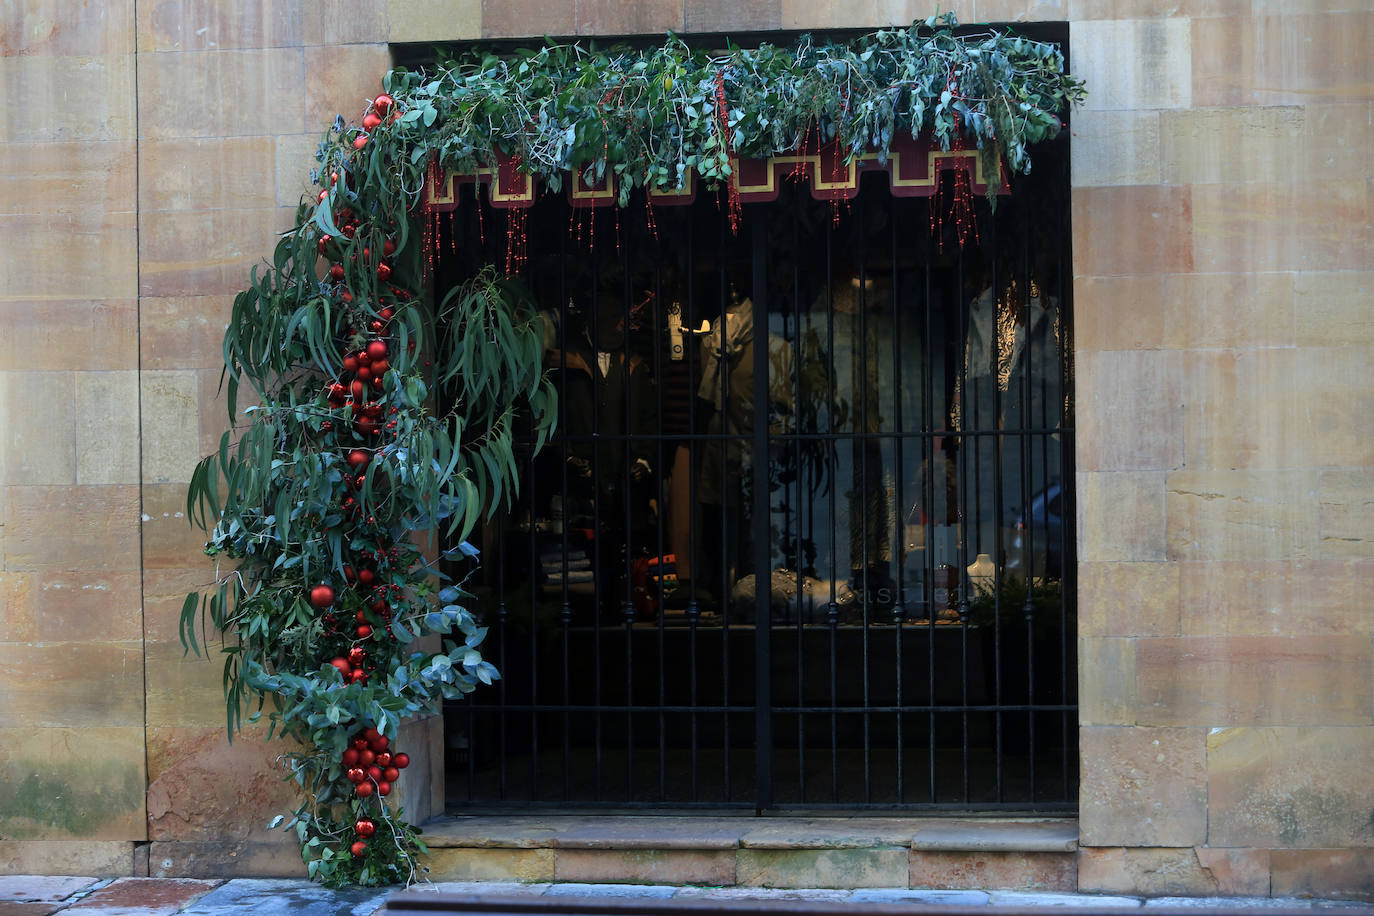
<box><xmin>273</xmin><ymin>133</ymin><xmax>321</xmax><ymax>208</ymax></box>
<box><xmin>741</xmin><ymin>818</ymin><xmax>915</xmax><ymax>849</ymax></box>
<box><xmin>141</xmin><ymin>567</ymin><xmax>220</xmax><ymax>646</ymax></box>
<box><xmin>480</xmin><ymin>0</ymin><xmax>573</xmax><ymax>38</ymax></box>
<box><xmin>674</xmin><ymin>886</ymin><xmax>851</xmax><ymax>902</ymax></box>
<box><xmin>64</xmin><ymin>877</ymin><xmax>221</xmax><ymax>914</ymax></box>
<box><xmin>1076</xmin><ymin>472</ymin><xmax>1167</xmax><ymax>563</ymax></box>
<box><xmin>140</xmin><ymin>370</ymin><xmax>201</xmax><ymax>485</ymax></box>
<box><xmin>138</xmin><ymin>206</ymin><xmax>297</xmax><ymax>298</ymax></box>
<box><xmin>1190</xmin><ymin>848</ymin><xmax>1272</xmax><ymax>897</ymax></box>
<box><xmin>139</xmin><ymin>138</ymin><xmax>278</xmax><ymax>213</ymax></box>
<box><xmin>1069</xmin><ymin>0</ymin><xmax>1245</xmax><ymax>17</ymax></box>
<box><xmin>1073</xmin><ymin>186</ymin><xmax>1193</xmax><ymax>278</ymax></box>
<box><xmin>136</xmin><ymin>0</ymin><xmax>302</xmax><ymax>51</ymax></box>
<box><xmin>0</xmin><ymin>842</ymin><xmax>133</xmax><ymax>877</ymax></box>
<box><xmin>1</xmin><ymin>213</ymin><xmax>138</xmax><ymax>300</ymax></box>
<box><xmin>2</xmin><ymin>0</ymin><xmax>133</xmax><ymax>55</ymax></box>
<box><xmin>0</xmin><ymin>57</ymin><xmax>136</xmax><ymax>142</ymax></box>
<box><xmin>136</xmin><ymin>49</ymin><xmax>305</xmax><ymax>140</ymax></box>
<box><xmin>1178</xmin><ymin>349</ymin><xmax>1307</xmax><ymax>472</ymax></box>
<box><xmin>1165</xmin><ymin>470</ymin><xmax>1318</xmax><ymax>562</ymax></box>
<box><xmin>561</xmin><ymin>818</ymin><xmax>741</xmax><ymax>850</ymax></box>
<box><xmin>145</xmin><ymin>727</ymin><xmax>303</xmax><ymax>843</ymax></box>
<box><xmin>968</xmin><ymin>0</ymin><xmax>1066</xmax><ymax>21</ymax></box>
<box><xmin>1192</xmin><ymin>14</ymin><xmax>1373</xmax><ymax>108</ymax></box>
<box><xmin>684</xmin><ymin>0</ymin><xmax>781</xmax><ymax>32</ymax></box>
<box><xmin>1073</xmin><ymin>19</ymin><xmax>1191</xmax><ymax>111</ymax></box>
<box><xmin>1077</xmin><ymin>350</ymin><xmax>1184</xmax><ymax>472</ymax></box>
<box><xmin>1079</xmin><ymin>638</ymin><xmax>1137</xmax><ymax>725</ymax></box>
<box><xmin>909</xmin><ymin>851</ymin><xmax>1076</xmax><ymax>891</ymax></box>
<box><xmin>1136</xmin><ymin>636</ymin><xmax>1372</xmax><ymax>727</ymax></box>
<box><xmin>0</xmin><ymin>727</ymin><xmax>145</xmax><ymax>841</ymax></box>
<box><xmin>1178</xmin><ymin>560</ymin><xmax>1374</xmax><ymax>637</ymax></box>
<box><xmin>1161</xmin><ymin>107</ymin><xmax>1305</xmax><ymax>186</ymax></box>
<box><xmin>1192</xmin><ymin>181</ymin><xmax>1370</xmax><ymax>273</ymax></box>
<box><xmin>1317</xmin><ymin>471</ymin><xmax>1374</xmax><ymax>559</ymax></box>
<box><xmin>1078</xmin><ymin>562</ymin><xmax>1180</xmax><ymax>638</ymax></box>
<box><xmin>302</xmin><ymin>45</ymin><xmax>391</xmax><ymax>136</ymax></box>
<box><xmin>1208</xmin><ymin>727</ymin><xmax>1374</xmax><ymax>849</ymax></box>
<box><xmin>1072</xmin><ymin>111</ymin><xmax>1161</xmax><ymax>187</ymax></box>
<box><xmin>147</xmin><ymin>845</ymin><xmax>303</xmax><ymax>879</ymax></box>
<box><xmin>1294</xmin><ymin>271</ymin><xmax>1374</xmax><ymax>348</ymax></box>
<box><xmin>389</xmin><ymin>716</ymin><xmax>440</xmax><ymax>827</ymax></box>
<box><xmin>1305</xmin><ymin>359</ymin><xmax>1374</xmax><ymax>471</ymax></box>
<box><xmin>6</xmin><ymin>569</ymin><xmax>142</xmax><ymax>644</ymax></box>
<box><xmin>736</xmin><ymin>847</ymin><xmax>909</xmax><ymax>888</ymax></box>
<box><xmin>303</xmin><ymin>0</ymin><xmax>386</xmax><ymax>45</ymax></box>
<box><xmin>76</xmin><ymin>371</ymin><xmax>141</xmax><ymax>485</ymax></box>
<box><xmin>0</xmin><ymin>643</ymin><xmax>144</xmax><ymax>728</ymax></box>
<box><xmin>1163</xmin><ymin>272</ymin><xmax>1295</xmax><ymax>351</ymax></box>
<box><xmin>1078</xmin><ymin>847</ymin><xmax>1224</xmax><ymax>896</ymax></box>
<box><xmin>138</xmin><ymin>297</ymin><xmax>232</xmax><ymax>372</ymax></box>
<box><xmin>554</xmin><ymin>849</ymin><xmax>735</xmax><ymax>885</ymax></box>
<box><xmin>422</xmin><ymin>848</ymin><xmax>556</xmax><ymax>882</ymax></box>
<box><xmin>0</xmin><ymin>300</ymin><xmax>137</xmax><ymax>374</ymax></box>
<box><xmin>3</xmin><ymin>485</ymin><xmax>140</xmax><ymax>572</ymax></box>
<box><xmin>1303</xmin><ymin>103</ymin><xmax>1373</xmax><ymax>183</ymax></box>
<box><xmin>1079</xmin><ymin>726</ymin><xmax>1207</xmax><ymax>847</ymax></box>
<box><xmin>1</xmin><ymin>371</ymin><xmax>76</xmax><ymax>486</ymax></box>
<box><xmin>576</xmin><ymin>0</ymin><xmax>682</xmax><ymax>34</ymax></box>
<box><xmin>1073</xmin><ymin>276</ymin><xmax>1165</xmax><ymax>353</ymax></box>
<box><xmin>910</xmin><ymin>819</ymin><xmax>1078</xmax><ymax>853</ymax></box>
<box><xmin>0</xmin><ymin>140</ymin><xmax>137</xmax><ymax>216</ymax></box>
<box><xmin>143</xmin><ymin>641</ymin><xmax>235</xmax><ymax>729</ymax></box>
<box><xmin>138</xmin><ymin>484</ymin><xmax>204</xmax><ymax>570</ymax></box>
<box><xmin>1270</xmin><ymin>849</ymin><xmax>1374</xmax><ymax>902</ymax></box>
<box><xmin>389</xmin><ymin>0</ymin><xmax>481</xmax><ymax>43</ymax></box>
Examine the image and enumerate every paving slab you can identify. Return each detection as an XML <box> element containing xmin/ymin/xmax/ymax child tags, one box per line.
<box><xmin>989</xmin><ymin>890</ymin><xmax>1144</xmax><ymax>907</ymax></box>
<box><xmin>64</xmin><ymin>878</ymin><xmax>221</xmax><ymax>915</ymax></box>
<box><xmin>850</xmin><ymin>888</ymin><xmax>992</xmax><ymax>905</ymax></box>
<box><xmin>740</xmin><ymin>818</ymin><xmax>916</xmax><ymax>850</ymax></box>
<box><xmin>0</xmin><ymin>876</ymin><xmax>101</xmax><ymax>904</ymax></box>
<box><xmin>542</xmin><ymin>883</ymin><xmax>678</xmax><ymax>899</ymax></box>
<box><xmin>0</xmin><ymin>903</ymin><xmax>69</xmax><ymax>916</ymax></box>
<box><xmin>1143</xmin><ymin>899</ymin><xmax>1321</xmax><ymax>909</ymax></box>
<box><xmin>182</xmin><ymin>879</ymin><xmax>387</xmax><ymax>916</ymax></box>
<box><xmin>410</xmin><ymin>882</ymin><xmax>551</xmax><ymax>896</ymax></box>
<box><xmin>421</xmin><ymin>817</ymin><xmax>582</xmax><ymax>849</ymax></box>
<box><xmin>554</xmin><ymin>817</ymin><xmax>744</xmax><ymax>850</ymax></box>
<box><xmin>672</xmin><ymin>886</ymin><xmax>853</xmax><ymax>902</ymax></box>
<box><xmin>911</xmin><ymin>819</ymin><xmax>1079</xmax><ymax>853</ymax></box>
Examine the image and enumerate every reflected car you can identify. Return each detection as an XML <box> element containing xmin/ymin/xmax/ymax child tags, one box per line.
<box><xmin>1004</xmin><ymin>479</ymin><xmax>1065</xmax><ymax>580</ymax></box>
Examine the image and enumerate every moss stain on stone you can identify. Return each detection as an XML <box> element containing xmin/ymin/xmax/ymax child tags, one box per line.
<box><xmin>0</xmin><ymin>758</ymin><xmax>143</xmax><ymax>838</ymax></box>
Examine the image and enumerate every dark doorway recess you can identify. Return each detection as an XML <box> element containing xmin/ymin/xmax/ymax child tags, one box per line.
<box><xmin>435</xmin><ymin>133</ymin><xmax>1075</xmax><ymax>814</ymax></box>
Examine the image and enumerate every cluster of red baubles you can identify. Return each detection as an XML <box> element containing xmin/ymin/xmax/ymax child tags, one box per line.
<box><xmin>343</xmin><ymin>726</ymin><xmax>411</xmax><ymax>857</ymax></box>
<box><xmin>351</xmin><ymin>93</ymin><xmax>394</xmax><ymax>151</ymax></box>
<box><xmin>323</xmin><ymin>336</ymin><xmax>397</xmax><ymax>439</ymax></box>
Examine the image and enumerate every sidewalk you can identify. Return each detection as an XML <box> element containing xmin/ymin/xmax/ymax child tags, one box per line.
<box><xmin>2</xmin><ymin>876</ymin><xmax>1371</xmax><ymax>916</ymax></box>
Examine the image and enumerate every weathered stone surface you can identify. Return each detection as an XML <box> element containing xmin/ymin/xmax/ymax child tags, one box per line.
<box><xmin>909</xmin><ymin>850</ymin><xmax>1077</xmax><ymax>891</ymax></box>
<box><xmin>1073</xmin><ymin>187</ymin><xmax>1193</xmax><ymax>278</ymax></box>
<box><xmin>138</xmin><ymin>138</ymin><xmax>278</xmax><ymax>213</ymax></box>
<box><xmin>388</xmin><ymin>0</ymin><xmax>481</xmax><ymax>43</ymax></box>
<box><xmin>1294</xmin><ymin>271</ymin><xmax>1374</xmax><ymax>348</ymax></box>
<box><xmin>142</xmin><ymin>642</ymin><xmax>234</xmax><ymax>729</ymax></box>
<box><xmin>147</xmin><ymin>846</ymin><xmax>304</xmax><ymax>880</ymax></box>
<box><xmin>852</xmin><ymin>888</ymin><xmax>990</xmax><ymax>905</ymax></box>
<box><xmin>144</xmin><ymin>727</ymin><xmax>302</xmax><ymax>843</ymax></box>
<box><xmin>138</xmin><ymin>297</ymin><xmax>232</xmax><ymax>372</ymax></box>
<box><xmin>1178</xmin><ymin>560</ymin><xmax>1374</xmax><ymax>637</ymax></box>
<box><xmin>575</xmin><ymin>0</ymin><xmax>682</xmax><ymax>34</ymax></box>
<box><xmin>0</xmin><ymin>141</ymin><xmax>136</xmax><ymax>217</ymax></box>
<box><xmin>139</xmin><ymin>484</ymin><xmax>211</xmax><ymax>570</ymax></box>
<box><xmin>1207</xmin><ymin>727</ymin><xmax>1374</xmax><ymax>849</ymax></box>
<box><xmin>0</xmin><ymin>301</ymin><xmax>138</xmax><ymax>373</ymax></box>
<box><xmin>1078</xmin><ymin>562</ymin><xmax>1180</xmax><ymax>639</ymax></box>
<box><xmin>1178</xmin><ymin>349</ymin><xmax>1307</xmax><ymax>472</ymax></box>
<box><xmin>2</xmin><ymin>0</ymin><xmax>133</xmax><ymax>56</ymax></box>
<box><xmin>1191</xmin><ymin>848</ymin><xmax>1272</xmax><ymax>897</ymax></box>
<box><xmin>0</xmin><ymin>643</ymin><xmax>144</xmax><ymax>728</ymax></box>
<box><xmin>1165</xmin><ymin>471</ymin><xmax>1319</xmax><ymax>563</ymax></box>
<box><xmin>673</xmin><ymin>886</ymin><xmax>851</xmax><ymax>901</ymax></box>
<box><xmin>136</xmin><ymin>49</ymin><xmax>305</xmax><ymax>140</ymax></box>
<box><xmin>910</xmin><ymin>819</ymin><xmax>1078</xmax><ymax>852</ymax></box>
<box><xmin>422</xmin><ymin>848</ymin><xmax>555</xmax><ymax>882</ymax></box>
<box><xmin>1</xmin><ymin>212</ymin><xmax>137</xmax><ymax>302</ymax></box>
<box><xmin>969</xmin><ymin>0</ymin><xmax>1067</xmax><ymax>21</ymax></box>
<box><xmin>480</xmin><ymin>0</ymin><xmax>573</xmax><ymax>38</ymax></box>
<box><xmin>683</xmin><ymin>0</ymin><xmax>781</xmax><ymax>32</ymax></box>
<box><xmin>1192</xmin><ymin>181</ymin><xmax>1370</xmax><ymax>273</ymax></box>
<box><xmin>135</xmin><ymin>0</ymin><xmax>302</xmax><ymax>51</ymax></box>
<box><xmin>1271</xmin><ymin>849</ymin><xmax>1374</xmax><ymax>902</ymax></box>
<box><xmin>138</xmin><ymin>206</ymin><xmax>298</xmax><ymax>298</ymax></box>
<box><xmin>740</xmin><ymin>819</ymin><xmax>914</xmax><ymax>849</ymax></box>
<box><xmin>1302</xmin><ymin>103</ymin><xmax>1373</xmax><ymax>183</ymax></box>
<box><xmin>1136</xmin><ymin>637</ymin><xmax>1372</xmax><ymax>727</ymax></box>
<box><xmin>1317</xmin><ymin>470</ymin><xmax>1374</xmax><ymax>558</ymax></box>
<box><xmin>76</xmin><ymin>372</ymin><xmax>140</xmax><ymax>486</ymax></box>
<box><xmin>989</xmin><ymin>890</ymin><xmax>1142</xmax><ymax>907</ymax></box>
<box><xmin>0</xmin><ymin>728</ymin><xmax>145</xmax><ymax>841</ymax></box>
<box><xmin>558</xmin><ymin>818</ymin><xmax>741</xmax><ymax>850</ymax></box>
<box><xmin>0</xmin><ymin>842</ymin><xmax>133</xmax><ymax>877</ymax></box>
<box><xmin>1080</xmin><ymin>727</ymin><xmax>1207</xmax><ymax>847</ymax></box>
<box><xmin>139</xmin><ymin>370</ymin><xmax>200</xmax><ymax>485</ymax></box>
<box><xmin>416</xmin><ymin>816</ymin><xmax>580</xmax><ymax>850</ymax></box>
<box><xmin>1192</xmin><ymin>14</ymin><xmax>1373</xmax><ymax>108</ymax></box>
<box><xmin>1073</xmin><ymin>276</ymin><xmax>1165</xmax><ymax>354</ymax></box>
<box><xmin>1079</xmin><ymin>638</ymin><xmax>1137</xmax><ymax>726</ymax></box>
<box><xmin>1163</xmin><ymin>272</ymin><xmax>1295</xmax><ymax>352</ymax></box>
<box><xmin>301</xmin><ymin>44</ymin><xmax>391</xmax><ymax>137</ymax></box>
<box><xmin>554</xmin><ymin>849</ymin><xmax>735</xmax><ymax>886</ymax></box>
<box><xmin>1077</xmin><ymin>472</ymin><xmax>1167</xmax><ymax>563</ymax></box>
<box><xmin>0</xmin><ymin>57</ymin><xmax>136</xmax><ymax>142</ymax></box>
<box><xmin>273</xmin><ymin>133</ymin><xmax>323</xmax><ymax>208</ymax></box>
<box><xmin>737</xmin><ymin>848</ymin><xmax>909</xmax><ymax>888</ymax></box>
<box><xmin>1161</xmin><ymin>107</ymin><xmax>1305</xmax><ymax>185</ymax></box>
<box><xmin>1072</xmin><ymin>110</ymin><xmax>1161</xmax><ymax>187</ymax></box>
<box><xmin>64</xmin><ymin>877</ymin><xmax>220</xmax><ymax>914</ymax></box>
<box><xmin>1076</xmin><ymin>350</ymin><xmax>1183</xmax><ymax>472</ymax></box>
<box><xmin>1</xmin><ymin>371</ymin><xmax>76</xmax><ymax>486</ymax></box>
<box><xmin>0</xmin><ymin>875</ymin><xmax>100</xmax><ymax>902</ymax></box>
<box><xmin>544</xmin><ymin>883</ymin><xmax>676</xmax><ymax>898</ymax></box>
<box><xmin>1079</xmin><ymin>847</ymin><xmax>1223</xmax><ymax>897</ymax></box>
<box><xmin>1073</xmin><ymin>19</ymin><xmax>1191</xmax><ymax>111</ymax></box>
<box><xmin>163</xmin><ymin>877</ymin><xmax>384</xmax><ymax>912</ymax></box>
<box><xmin>302</xmin><ymin>0</ymin><xmax>386</xmax><ymax>45</ymax></box>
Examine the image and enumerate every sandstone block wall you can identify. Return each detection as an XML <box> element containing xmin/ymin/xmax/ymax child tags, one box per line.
<box><xmin>1</xmin><ymin>0</ymin><xmax>1369</xmax><ymax>897</ymax></box>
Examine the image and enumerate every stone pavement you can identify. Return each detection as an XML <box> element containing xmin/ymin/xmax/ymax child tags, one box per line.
<box><xmin>2</xmin><ymin>877</ymin><xmax>1371</xmax><ymax>916</ymax></box>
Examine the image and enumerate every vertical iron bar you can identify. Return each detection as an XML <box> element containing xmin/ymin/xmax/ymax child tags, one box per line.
<box><xmin>752</xmin><ymin>207</ymin><xmax>773</xmax><ymax>813</ymax></box>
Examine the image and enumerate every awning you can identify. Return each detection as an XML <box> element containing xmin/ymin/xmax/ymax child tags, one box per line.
<box><xmin>423</xmin><ymin>132</ymin><xmax>1005</xmax><ymax>212</ymax></box>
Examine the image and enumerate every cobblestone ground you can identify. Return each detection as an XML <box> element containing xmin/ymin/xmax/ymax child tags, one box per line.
<box><xmin>2</xmin><ymin>877</ymin><xmax>1371</xmax><ymax>915</ymax></box>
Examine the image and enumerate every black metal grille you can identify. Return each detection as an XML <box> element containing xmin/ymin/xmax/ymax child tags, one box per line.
<box><xmin>438</xmin><ymin>136</ymin><xmax>1075</xmax><ymax>813</ymax></box>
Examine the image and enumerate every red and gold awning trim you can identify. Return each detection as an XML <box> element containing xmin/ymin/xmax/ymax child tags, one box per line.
<box><xmin>422</xmin><ymin>133</ymin><xmax>1006</xmax><ymax>212</ymax></box>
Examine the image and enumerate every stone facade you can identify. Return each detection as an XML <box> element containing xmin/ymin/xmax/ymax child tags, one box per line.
<box><xmin>1</xmin><ymin>0</ymin><xmax>1369</xmax><ymax>899</ymax></box>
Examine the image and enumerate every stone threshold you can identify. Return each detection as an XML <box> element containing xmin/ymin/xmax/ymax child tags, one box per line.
<box><xmin>423</xmin><ymin>815</ymin><xmax>1079</xmax><ymax>853</ymax></box>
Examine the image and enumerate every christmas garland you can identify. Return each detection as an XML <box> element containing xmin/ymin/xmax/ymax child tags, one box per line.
<box><xmin>182</xmin><ymin>14</ymin><xmax>1082</xmax><ymax>888</ymax></box>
